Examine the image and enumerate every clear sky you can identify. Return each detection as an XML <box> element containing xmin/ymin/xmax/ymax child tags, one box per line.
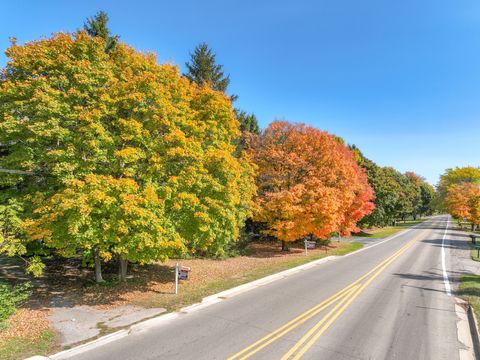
<box><xmin>1</xmin><ymin>0</ymin><xmax>479</xmax><ymax>185</ymax></box>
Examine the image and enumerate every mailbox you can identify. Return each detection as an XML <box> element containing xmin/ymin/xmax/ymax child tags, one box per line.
<box><xmin>178</xmin><ymin>266</ymin><xmax>190</xmax><ymax>280</ymax></box>
<box><xmin>470</xmin><ymin>234</ymin><xmax>479</xmax><ymax>244</ymax></box>
<box><xmin>305</xmin><ymin>240</ymin><xmax>316</xmax><ymax>249</ymax></box>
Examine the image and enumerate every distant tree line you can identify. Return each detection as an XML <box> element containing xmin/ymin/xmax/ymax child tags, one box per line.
<box><xmin>350</xmin><ymin>146</ymin><xmax>435</xmax><ymax>228</ymax></box>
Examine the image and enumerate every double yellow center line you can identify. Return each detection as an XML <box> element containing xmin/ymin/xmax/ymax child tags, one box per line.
<box><xmin>228</xmin><ymin>228</ymin><xmax>428</xmax><ymax>360</ymax></box>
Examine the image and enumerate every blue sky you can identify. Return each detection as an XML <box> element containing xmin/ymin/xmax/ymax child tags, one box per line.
<box><xmin>1</xmin><ymin>0</ymin><xmax>479</xmax><ymax>185</ymax></box>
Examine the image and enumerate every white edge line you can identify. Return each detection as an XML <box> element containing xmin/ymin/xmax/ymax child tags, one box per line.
<box><xmin>343</xmin><ymin>229</ymin><xmax>410</xmax><ymax>256</ymax></box>
<box><xmin>441</xmin><ymin>217</ymin><xmax>452</xmax><ymax>296</ymax></box>
<box><xmin>343</xmin><ymin>221</ymin><xmax>422</xmax><ymax>257</ymax></box>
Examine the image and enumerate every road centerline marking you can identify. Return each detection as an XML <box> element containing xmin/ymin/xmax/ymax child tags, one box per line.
<box><xmin>228</xmin><ymin>225</ymin><xmax>431</xmax><ymax>360</ymax></box>
<box><xmin>282</xmin><ymin>234</ymin><xmax>421</xmax><ymax>359</ymax></box>
<box><xmin>231</xmin><ymin>285</ymin><xmax>357</xmax><ymax>360</ymax></box>
<box><xmin>227</xmin><ymin>239</ymin><xmax>415</xmax><ymax>360</ymax></box>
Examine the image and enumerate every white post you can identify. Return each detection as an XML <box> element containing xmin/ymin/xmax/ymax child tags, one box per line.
<box><xmin>175</xmin><ymin>262</ymin><xmax>179</xmax><ymax>295</ymax></box>
<box><xmin>304</xmin><ymin>240</ymin><xmax>307</xmax><ymax>256</ymax></box>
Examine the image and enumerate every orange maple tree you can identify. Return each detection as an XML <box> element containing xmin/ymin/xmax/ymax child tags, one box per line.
<box><xmin>250</xmin><ymin>121</ymin><xmax>374</xmax><ymax>245</ymax></box>
<box><xmin>445</xmin><ymin>182</ymin><xmax>480</xmax><ymax>227</ymax></box>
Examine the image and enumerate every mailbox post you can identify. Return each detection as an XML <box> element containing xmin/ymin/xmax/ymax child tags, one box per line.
<box><xmin>175</xmin><ymin>262</ymin><xmax>179</xmax><ymax>294</ymax></box>
<box><xmin>174</xmin><ymin>263</ymin><xmax>191</xmax><ymax>294</ymax></box>
<box><xmin>304</xmin><ymin>239</ymin><xmax>316</xmax><ymax>255</ymax></box>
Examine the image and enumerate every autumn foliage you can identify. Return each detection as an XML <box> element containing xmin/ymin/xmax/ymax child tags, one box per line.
<box><xmin>445</xmin><ymin>182</ymin><xmax>480</xmax><ymax>226</ymax></box>
<box><xmin>438</xmin><ymin>167</ymin><xmax>480</xmax><ymax>229</ymax></box>
<box><xmin>0</xmin><ymin>32</ymin><xmax>255</xmax><ymax>278</ymax></box>
<box><xmin>250</xmin><ymin>121</ymin><xmax>374</xmax><ymax>242</ymax></box>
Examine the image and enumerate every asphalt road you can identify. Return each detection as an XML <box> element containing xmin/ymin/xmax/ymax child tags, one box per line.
<box><xmin>69</xmin><ymin>216</ymin><xmax>466</xmax><ymax>360</ymax></box>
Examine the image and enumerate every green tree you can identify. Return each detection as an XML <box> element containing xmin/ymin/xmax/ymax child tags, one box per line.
<box><xmin>404</xmin><ymin>172</ymin><xmax>423</xmax><ymax>220</ymax></box>
<box><xmin>351</xmin><ymin>146</ymin><xmax>402</xmax><ymax>227</ymax></box>
<box><xmin>233</xmin><ymin>109</ymin><xmax>260</xmax><ymax>155</ymax></box>
<box><xmin>402</xmin><ymin>172</ymin><xmax>435</xmax><ymax>218</ymax></box>
<box><xmin>0</xmin><ymin>196</ymin><xmax>44</xmax><ymax>276</ymax></box>
<box><xmin>0</xmin><ymin>119</ymin><xmax>44</xmax><ymax>276</ymax></box>
<box><xmin>390</xmin><ymin>172</ymin><xmax>417</xmax><ymax>221</ymax></box>
<box><xmin>351</xmin><ymin>146</ymin><xmax>430</xmax><ymax>226</ymax></box>
<box><xmin>84</xmin><ymin>10</ymin><xmax>119</xmax><ymax>52</ymax></box>
<box><xmin>235</xmin><ymin>109</ymin><xmax>260</xmax><ymax>135</ymax></box>
<box><xmin>0</xmin><ymin>197</ymin><xmax>24</xmax><ymax>257</ymax></box>
<box><xmin>185</xmin><ymin>42</ymin><xmax>237</xmax><ymax>100</ymax></box>
<box><xmin>419</xmin><ymin>181</ymin><xmax>435</xmax><ymax>216</ymax></box>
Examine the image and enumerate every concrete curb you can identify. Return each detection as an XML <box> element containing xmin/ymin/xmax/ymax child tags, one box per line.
<box><xmin>466</xmin><ymin>303</ymin><xmax>480</xmax><ymax>359</ymax></box>
<box><xmin>455</xmin><ymin>298</ymin><xmax>475</xmax><ymax>360</ymax></box>
<box><xmin>50</xmin><ymin>330</ymin><xmax>129</xmax><ymax>360</ymax></box>
<box><xmin>129</xmin><ymin>312</ymin><xmax>180</xmax><ymax>334</ymax></box>
<box><xmin>36</xmin><ymin>222</ymin><xmax>423</xmax><ymax>359</ymax></box>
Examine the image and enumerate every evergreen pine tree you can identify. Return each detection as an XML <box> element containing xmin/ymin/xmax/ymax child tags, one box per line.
<box><xmin>235</xmin><ymin>109</ymin><xmax>260</xmax><ymax>135</ymax></box>
<box><xmin>83</xmin><ymin>11</ymin><xmax>119</xmax><ymax>53</ymax></box>
<box><xmin>185</xmin><ymin>42</ymin><xmax>237</xmax><ymax>100</ymax></box>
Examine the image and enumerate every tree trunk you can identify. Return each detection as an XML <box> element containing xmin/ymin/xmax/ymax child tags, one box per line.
<box><xmin>118</xmin><ymin>256</ymin><xmax>128</xmax><ymax>282</ymax></box>
<box><xmin>93</xmin><ymin>246</ymin><xmax>103</xmax><ymax>283</ymax></box>
<box><xmin>281</xmin><ymin>240</ymin><xmax>288</xmax><ymax>252</ymax></box>
<box><xmin>472</xmin><ymin>223</ymin><xmax>476</xmax><ymax>232</ymax></box>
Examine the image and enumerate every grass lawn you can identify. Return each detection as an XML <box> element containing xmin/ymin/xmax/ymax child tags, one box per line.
<box><xmin>352</xmin><ymin>218</ymin><xmax>428</xmax><ymax>239</ymax></box>
<box><xmin>459</xmin><ymin>275</ymin><xmax>480</xmax><ymax>321</ymax></box>
<box><xmin>0</xmin><ymin>307</ymin><xmax>57</xmax><ymax>360</ymax></box>
<box><xmin>0</xmin><ymin>330</ymin><xmax>55</xmax><ymax>360</ymax></box>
